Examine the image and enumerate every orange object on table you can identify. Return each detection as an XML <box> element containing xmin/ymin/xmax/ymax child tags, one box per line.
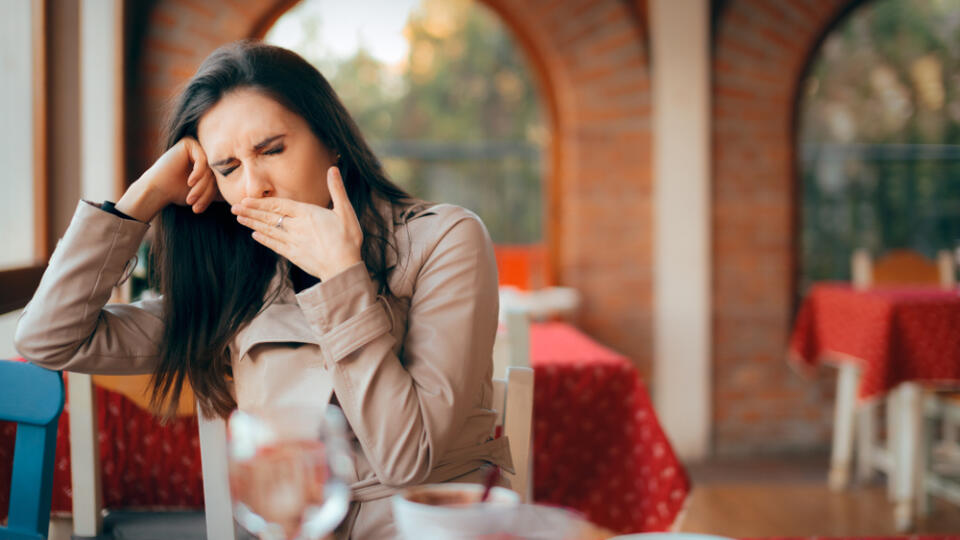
<box><xmin>493</xmin><ymin>244</ymin><xmax>549</xmax><ymax>289</ymax></box>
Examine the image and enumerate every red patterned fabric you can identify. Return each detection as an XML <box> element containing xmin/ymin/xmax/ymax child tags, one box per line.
<box><xmin>0</xmin><ymin>382</ymin><xmax>203</xmax><ymax>520</ymax></box>
<box><xmin>749</xmin><ymin>537</ymin><xmax>960</xmax><ymax>540</ymax></box>
<box><xmin>789</xmin><ymin>283</ymin><xmax>960</xmax><ymax>400</ymax></box>
<box><xmin>2</xmin><ymin>325</ymin><xmax>688</xmax><ymax>534</ymax></box>
<box><xmin>530</xmin><ymin>322</ymin><xmax>690</xmax><ymax>534</ymax></box>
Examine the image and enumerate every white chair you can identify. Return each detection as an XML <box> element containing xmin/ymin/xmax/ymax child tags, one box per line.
<box><xmin>841</xmin><ymin>249</ymin><xmax>955</xmax><ymax>495</ymax></box>
<box><xmin>197</xmin><ymin>405</ymin><xmax>238</xmax><ymax>540</ymax></box>
<box><xmin>492</xmin><ymin>366</ymin><xmax>535</xmax><ymax>502</ymax></box>
<box><xmin>493</xmin><ymin>307</ymin><xmax>531</xmax><ymax>380</ymax></box>
<box><xmin>919</xmin><ymin>393</ymin><xmax>960</xmax><ymax>514</ymax></box>
<box><xmin>493</xmin><ymin>286</ymin><xmax>580</xmax><ymax>379</ymax></box>
<box><xmin>832</xmin><ymin>249</ymin><xmax>955</xmax><ymax>531</ymax></box>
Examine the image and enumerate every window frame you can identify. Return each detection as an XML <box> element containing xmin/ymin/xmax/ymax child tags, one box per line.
<box><xmin>0</xmin><ymin>1</ymin><xmax>49</xmax><ymax>314</ymax></box>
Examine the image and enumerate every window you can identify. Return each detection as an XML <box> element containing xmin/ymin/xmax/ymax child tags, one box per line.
<box><xmin>0</xmin><ymin>0</ymin><xmax>47</xmax><ymax>314</ymax></box>
<box><xmin>264</xmin><ymin>0</ymin><xmax>547</xmax><ymax>247</ymax></box>
<box><xmin>797</xmin><ymin>0</ymin><xmax>960</xmax><ymax>294</ymax></box>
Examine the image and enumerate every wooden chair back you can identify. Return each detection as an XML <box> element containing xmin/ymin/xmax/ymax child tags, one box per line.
<box><xmin>851</xmin><ymin>248</ymin><xmax>955</xmax><ymax>290</ymax></box>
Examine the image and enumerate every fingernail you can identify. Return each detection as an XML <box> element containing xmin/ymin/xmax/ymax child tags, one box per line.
<box><xmin>230</xmin><ymin>205</ymin><xmax>238</xmax><ymax>214</ymax></box>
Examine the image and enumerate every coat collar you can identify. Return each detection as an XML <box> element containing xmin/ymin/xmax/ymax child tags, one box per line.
<box><xmin>233</xmin><ymin>296</ymin><xmax>321</xmax><ymax>360</ymax></box>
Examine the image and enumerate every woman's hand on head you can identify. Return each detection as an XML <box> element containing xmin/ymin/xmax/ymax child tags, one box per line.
<box><xmin>231</xmin><ymin>166</ymin><xmax>363</xmax><ymax>281</ymax></box>
<box><xmin>118</xmin><ymin>137</ymin><xmax>221</xmax><ymax>222</ymax></box>
<box><xmin>151</xmin><ymin>137</ymin><xmax>221</xmax><ymax>213</ymax></box>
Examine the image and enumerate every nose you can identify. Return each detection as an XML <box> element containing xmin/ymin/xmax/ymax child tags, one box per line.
<box><xmin>241</xmin><ymin>165</ymin><xmax>274</xmax><ymax>199</ymax></box>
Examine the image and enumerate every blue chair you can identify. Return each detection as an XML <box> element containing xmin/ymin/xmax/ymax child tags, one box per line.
<box><xmin>0</xmin><ymin>360</ymin><xmax>64</xmax><ymax>540</ymax></box>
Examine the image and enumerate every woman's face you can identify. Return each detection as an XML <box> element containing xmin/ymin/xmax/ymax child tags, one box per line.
<box><xmin>197</xmin><ymin>88</ymin><xmax>336</xmax><ymax>208</ymax></box>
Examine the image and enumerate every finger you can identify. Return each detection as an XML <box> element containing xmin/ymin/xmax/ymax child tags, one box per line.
<box><xmin>236</xmin><ymin>214</ymin><xmax>289</xmax><ymax>239</ymax></box>
<box><xmin>241</xmin><ymin>196</ymin><xmax>298</xmax><ymax>216</ymax></box>
<box><xmin>199</xmin><ymin>179</ymin><xmax>222</xmax><ymax>211</ymax></box>
<box><xmin>192</xmin><ymin>175</ymin><xmax>218</xmax><ymax>213</ymax></box>
<box><xmin>186</xmin><ymin>156</ymin><xmax>204</xmax><ymax>187</ymax></box>
<box><xmin>327</xmin><ymin>167</ymin><xmax>357</xmax><ymax>222</ymax></box>
<box><xmin>186</xmin><ymin>169</ymin><xmax>213</xmax><ymax>206</ymax></box>
<box><xmin>231</xmin><ymin>204</ymin><xmax>279</xmax><ymax>225</ymax></box>
<box><xmin>185</xmin><ymin>182</ymin><xmax>205</xmax><ymax>206</ymax></box>
<box><xmin>251</xmin><ymin>230</ymin><xmax>289</xmax><ymax>258</ymax></box>
<box><xmin>186</xmin><ymin>139</ymin><xmax>209</xmax><ymax>186</ymax></box>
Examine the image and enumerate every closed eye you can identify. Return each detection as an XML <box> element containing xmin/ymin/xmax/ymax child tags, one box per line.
<box><xmin>217</xmin><ymin>146</ymin><xmax>284</xmax><ymax>177</ymax></box>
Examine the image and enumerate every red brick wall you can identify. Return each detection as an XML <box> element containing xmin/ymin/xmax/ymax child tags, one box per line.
<box><xmin>711</xmin><ymin>0</ymin><xmax>860</xmax><ymax>454</ymax></box>
<box><xmin>484</xmin><ymin>0</ymin><xmax>653</xmax><ymax>375</ymax></box>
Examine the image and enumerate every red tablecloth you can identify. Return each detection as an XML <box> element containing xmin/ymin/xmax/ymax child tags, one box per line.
<box><xmin>750</xmin><ymin>538</ymin><xmax>960</xmax><ymax>540</ymax></box>
<box><xmin>1</xmin><ymin>324</ymin><xmax>689</xmax><ymax>534</ymax></box>
<box><xmin>789</xmin><ymin>283</ymin><xmax>960</xmax><ymax>400</ymax></box>
<box><xmin>530</xmin><ymin>322</ymin><xmax>690</xmax><ymax>533</ymax></box>
<box><xmin>748</xmin><ymin>537</ymin><xmax>960</xmax><ymax>540</ymax></box>
<box><xmin>0</xmin><ymin>383</ymin><xmax>204</xmax><ymax>519</ymax></box>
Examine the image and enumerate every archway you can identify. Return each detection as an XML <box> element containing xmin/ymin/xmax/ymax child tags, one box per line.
<box><xmin>711</xmin><ymin>0</ymin><xmax>866</xmax><ymax>454</ymax></box>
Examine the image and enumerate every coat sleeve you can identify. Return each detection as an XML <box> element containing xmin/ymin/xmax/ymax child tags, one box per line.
<box><xmin>14</xmin><ymin>200</ymin><xmax>164</xmax><ymax>374</ymax></box>
<box><xmin>294</xmin><ymin>209</ymin><xmax>499</xmax><ymax>487</ymax></box>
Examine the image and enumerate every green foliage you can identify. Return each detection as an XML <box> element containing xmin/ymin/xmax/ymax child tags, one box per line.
<box><xmin>269</xmin><ymin>0</ymin><xmax>545</xmax><ymax>243</ymax></box>
<box><xmin>798</xmin><ymin>0</ymin><xmax>960</xmax><ymax>293</ymax></box>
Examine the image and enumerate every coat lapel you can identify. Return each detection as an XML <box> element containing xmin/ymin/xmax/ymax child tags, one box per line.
<box><xmin>231</xmin><ymin>263</ymin><xmax>321</xmax><ymax>360</ymax></box>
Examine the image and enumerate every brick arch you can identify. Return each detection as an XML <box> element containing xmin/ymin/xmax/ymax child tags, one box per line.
<box><xmin>129</xmin><ymin>0</ymin><xmax>301</xmax><ymax>171</ymax></box>
<box><xmin>712</xmin><ymin>0</ymin><xmax>864</xmax><ymax>453</ymax></box>
<box><xmin>130</xmin><ymin>0</ymin><xmax>656</xmax><ymax>373</ymax></box>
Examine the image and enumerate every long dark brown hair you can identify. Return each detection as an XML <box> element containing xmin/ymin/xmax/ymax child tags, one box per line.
<box><xmin>149</xmin><ymin>41</ymin><xmax>411</xmax><ymax>420</ymax></box>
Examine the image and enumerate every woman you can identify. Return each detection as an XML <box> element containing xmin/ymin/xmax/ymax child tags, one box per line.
<box><xmin>14</xmin><ymin>41</ymin><xmax>511</xmax><ymax>538</ymax></box>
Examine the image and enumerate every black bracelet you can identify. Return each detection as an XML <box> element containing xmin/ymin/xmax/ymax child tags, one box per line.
<box><xmin>100</xmin><ymin>200</ymin><xmax>137</xmax><ymax>221</ymax></box>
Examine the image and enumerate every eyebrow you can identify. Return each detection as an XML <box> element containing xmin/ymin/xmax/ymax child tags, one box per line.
<box><xmin>209</xmin><ymin>134</ymin><xmax>286</xmax><ymax>168</ymax></box>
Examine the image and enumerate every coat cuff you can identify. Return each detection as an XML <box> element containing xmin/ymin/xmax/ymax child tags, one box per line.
<box><xmin>76</xmin><ymin>200</ymin><xmax>151</xmax><ymax>286</ymax></box>
<box><xmin>295</xmin><ymin>262</ymin><xmax>393</xmax><ymax>365</ymax></box>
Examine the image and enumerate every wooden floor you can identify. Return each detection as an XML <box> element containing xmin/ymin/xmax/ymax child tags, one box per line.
<box><xmin>677</xmin><ymin>456</ymin><xmax>960</xmax><ymax>538</ymax></box>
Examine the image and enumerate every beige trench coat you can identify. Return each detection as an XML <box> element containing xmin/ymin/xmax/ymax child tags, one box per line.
<box><xmin>15</xmin><ymin>198</ymin><xmax>513</xmax><ymax>539</ymax></box>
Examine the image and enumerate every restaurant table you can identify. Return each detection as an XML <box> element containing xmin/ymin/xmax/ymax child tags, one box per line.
<box><xmin>1</xmin><ymin>323</ymin><xmax>689</xmax><ymax>534</ymax></box>
<box><xmin>788</xmin><ymin>283</ymin><xmax>960</xmax><ymax>530</ymax></box>
<box><xmin>530</xmin><ymin>321</ymin><xmax>690</xmax><ymax>534</ymax></box>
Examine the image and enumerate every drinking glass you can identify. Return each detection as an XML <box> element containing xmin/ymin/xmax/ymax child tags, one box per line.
<box><xmin>228</xmin><ymin>405</ymin><xmax>354</xmax><ymax>540</ymax></box>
